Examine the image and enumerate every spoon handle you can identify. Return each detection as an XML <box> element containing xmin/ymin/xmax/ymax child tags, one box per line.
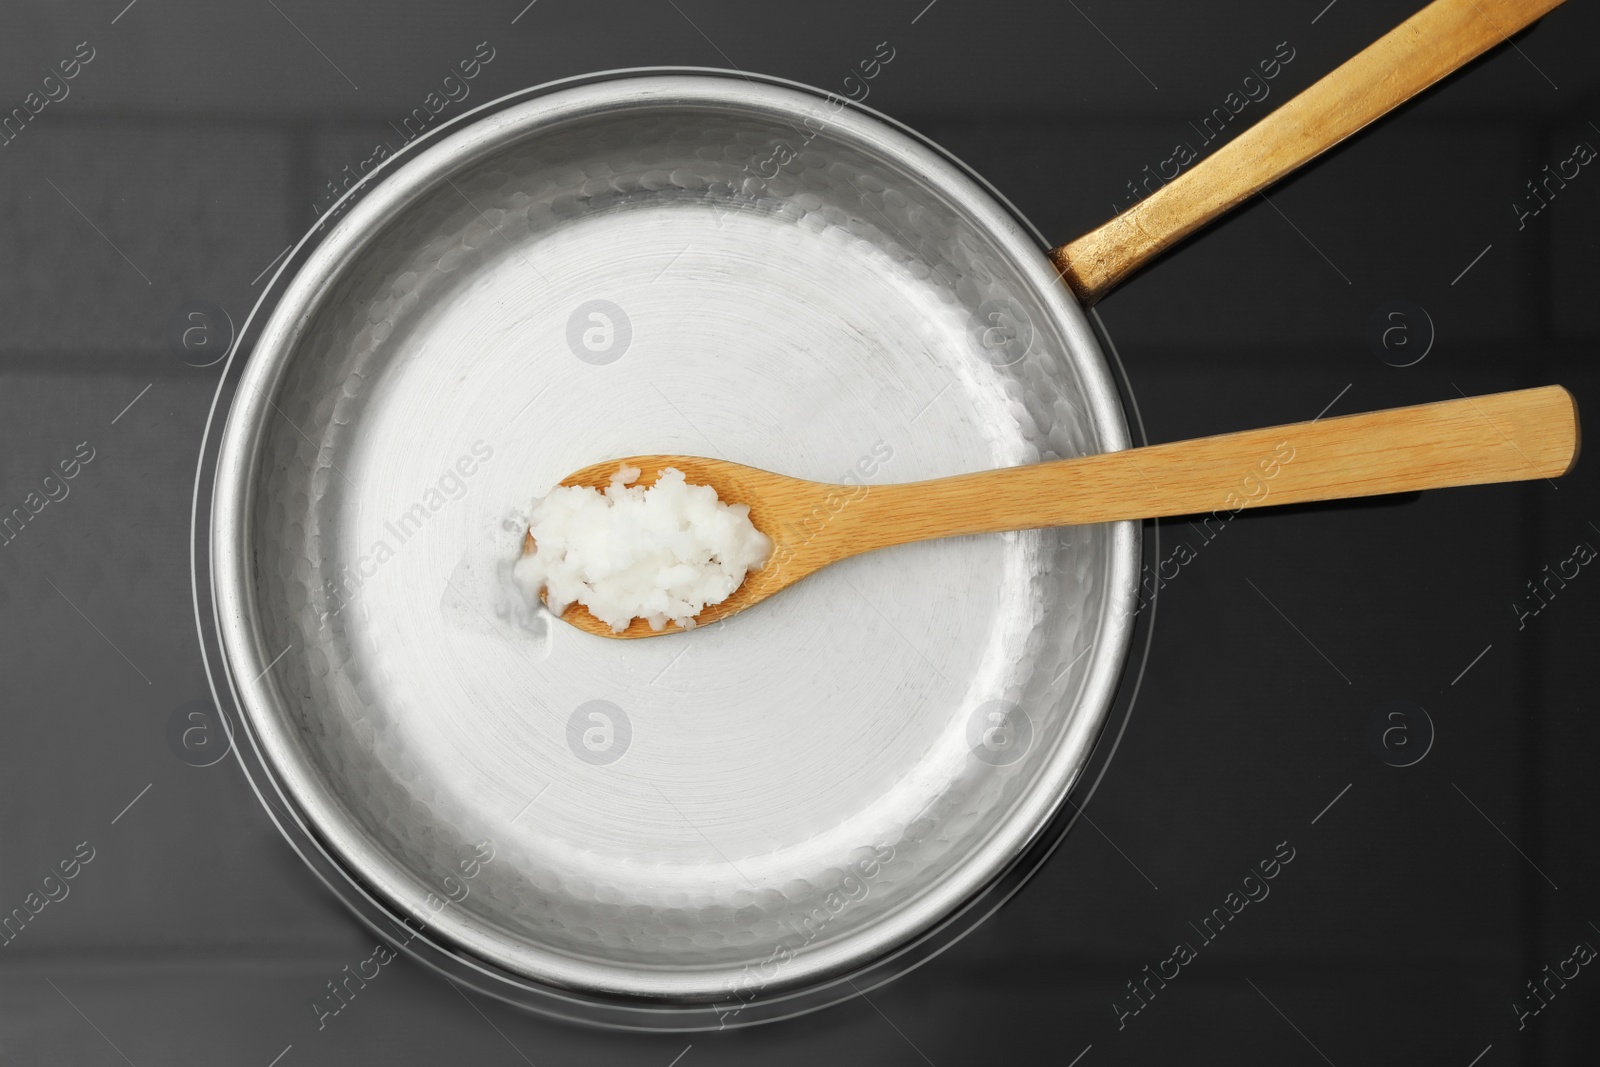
<box><xmin>847</xmin><ymin>386</ymin><xmax>1578</xmax><ymax>548</ymax></box>
<box><xmin>1049</xmin><ymin>0</ymin><xmax>1568</xmax><ymax>304</ymax></box>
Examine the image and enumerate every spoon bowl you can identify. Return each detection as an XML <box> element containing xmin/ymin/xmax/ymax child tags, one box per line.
<box><xmin>529</xmin><ymin>455</ymin><xmax>844</xmax><ymax>638</ymax></box>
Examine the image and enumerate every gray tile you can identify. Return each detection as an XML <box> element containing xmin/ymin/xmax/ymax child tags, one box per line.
<box><xmin>0</xmin><ymin>125</ymin><xmax>291</xmax><ymax>362</ymax></box>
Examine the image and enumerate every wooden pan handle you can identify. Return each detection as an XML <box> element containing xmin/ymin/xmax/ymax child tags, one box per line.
<box><xmin>1048</xmin><ymin>0</ymin><xmax>1568</xmax><ymax>305</ymax></box>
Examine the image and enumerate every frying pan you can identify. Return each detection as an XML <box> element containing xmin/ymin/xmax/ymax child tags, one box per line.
<box><xmin>201</xmin><ymin>0</ymin><xmax>1566</xmax><ymax>1030</ymax></box>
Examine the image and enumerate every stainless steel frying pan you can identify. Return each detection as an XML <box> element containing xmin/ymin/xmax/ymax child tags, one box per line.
<box><xmin>199</xmin><ymin>0</ymin><xmax>1564</xmax><ymax>1029</ymax></box>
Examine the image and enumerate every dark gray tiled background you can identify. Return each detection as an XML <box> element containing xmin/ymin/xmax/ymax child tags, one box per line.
<box><xmin>2</xmin><ymin>0</ymin><xmax>1598</xmax><ymax>1063</ymax></box>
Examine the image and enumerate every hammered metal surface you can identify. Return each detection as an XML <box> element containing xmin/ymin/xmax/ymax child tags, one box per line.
<box><xmin>214</xmin><ymin>77</ymin><xmax>1136</xmax><ymax>1001</ymax></box>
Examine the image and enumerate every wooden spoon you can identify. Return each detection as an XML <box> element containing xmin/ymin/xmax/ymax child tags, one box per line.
<box><xmin>1051</xmin><ymin>0</ymin><xmax>1569</xmax><ymax>303</ymax></box>
<box><xmin>530</xmin><ymin>385</ymin><xmax>1578</xmax><ymax>639</ymax></box>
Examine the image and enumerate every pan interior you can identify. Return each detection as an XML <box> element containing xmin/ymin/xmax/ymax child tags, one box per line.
<box><xmin>234</xmin><ymin>80</ymin><xmax>1129</xmax><ymax>1001</ymax></box>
